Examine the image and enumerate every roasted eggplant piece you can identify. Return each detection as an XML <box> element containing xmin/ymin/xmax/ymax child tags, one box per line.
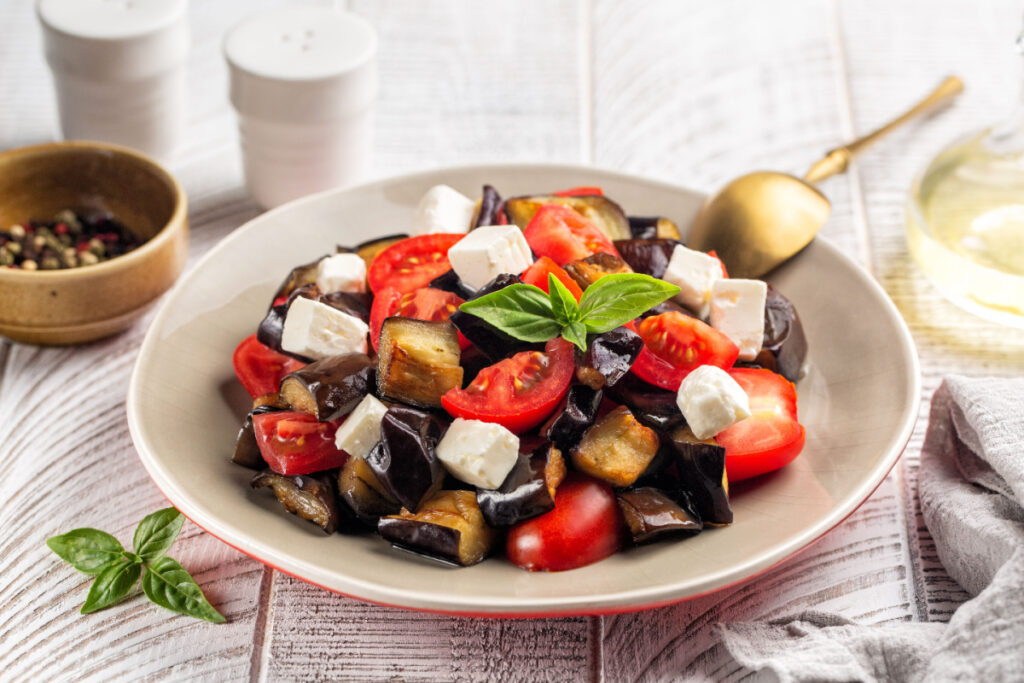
<box><xmin>505</xmin><ymin>195</ymin><xmax>631</xmax><ymax>241</ymax></box>
<box><xmin>232</xmin><ymin>405</ymin><xmax>285</xmax><ymax>469</ymax></box>
<box><xmin>542</xmin><ymin>385</ymin><xmax>602</xmax><ymax>451</ymax></box>
<box><xmin>429</xmin><ymin>269</ymin><xmax>477</xmax><ymax>299</ymax></box>
<box><xmin>627</xmin><ymin>216</ymin><xmax>682</xmax><ymax>240</ymax></box>
<box><xmin>638</xmin><ymin>299</ymin><xmax>699</xmax><ymax>321</ymax></box>
<box><xmin>377</xmin><ymin>318</ymin><xmax>463</xmax><ymax>408</ymax></box>
<box><xmin>320</xmin><ymin>291</ymin><xmax>371</xmax><ymax>322</ymax></box>
<box><xmin>665</xmin><ymin>426</ymin><xmax>732</xmax><ymax>526</ymax></box>
<box><xmin>269</xmin><ymin>257</ymin><xmax>323</xmax><ymax>305</ymax></box>
<box><xmin>366</xmin><ymin>406</ymin><xmax>445</xmax><ymax>511</ymax></box>
<box><xmin>754</xmin><ymin>285</ymin><xmax>807</xmax><ymax>382</ymax></box>
<box><xmin>449</xmin><ymin>274</ymin><xmax>541</xmax><ymax>360</ymax></box>
<box><xmin>617</xmin><ymin>487</ymin><xmax>702</xmax><ymax>544</ymax></box>
<box><xmin>571</xmin><ymin>406</ymin><xmax>660</xmax><ymax>487</ymax></box>
<box><xmin>250</xmin><ymin>470</ymin><xmax>339</xmax><ymax>534</ymax></box>
<box><xmin>338</xmin><ymin>455</ymin><xmax>402</xmax><ymax>523</ymax></box>
<box><xmin>472</xmin><ymin>184</ymin><xmax>503</xmax><ymax>229</ymax></box>
<box><xmin>378</xmin><ymin>489</ymin><xmax>495</xmax><ymax>566</ymax></box>
<box><xmin>612</xmin><ymin>238</ymin><xmax>680</xmax><ymax>279</ymax></box>
<box><xmin>564</xmin><ymin>252</ymin><xmax>634</xmax><ymax>290</ymax></box>
<box><xmin>279</xmin><ymin>353</ymin><xmax>375</xmax><ymax>421</ymax></box>
<box><xmin>477</xmin><ymin>443</ymin><xmax>566</xmax><ymax>527</ymax></box>
<box><xmin>577</xmin><ymin>326</ymin><xmax>642</xmax><ymax>389</ymax></box>
<box><xmin>606</xmin><ymin>373</ymin><xmax>685</xmax><ymax>431</ymax></box>
<box><xmin>354</xmin><ymin>233</ymin><xmax>408</xmax><ymax>269</ymax></box>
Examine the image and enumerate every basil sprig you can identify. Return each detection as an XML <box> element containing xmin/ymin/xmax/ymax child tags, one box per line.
<box><xmin>459</xmin><ymin>272</ymin><xmax>679</xmax><ymax>351</ymax></box>
<box><xmin>47</xmin><ymin>507</ymin><xmax>225</xmax><ymax>623</ymax></box>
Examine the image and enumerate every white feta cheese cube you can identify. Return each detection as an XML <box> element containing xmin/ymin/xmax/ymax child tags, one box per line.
<box><xmin>412</xmin><ymin>184</ymin><xmax>476</xmax><ymax>235</ymax></box>
<box><xmin>709</xmin><ymin>278</ymin><xmax>767</xmax><ymax>361</ymax></box>
<box><xmin>334</xmin><ymin>394</ymin><xmax>388</xmax><ymax>459</ymax></box>
<box><xmin>446</xmin><ymin>224</ymin><xmax>534</xmax><ymax>290</ymax></box>
<box><xmin>676</xmin><ymin>365</ymin><xmax>751</xmax><ymax>440</ymax></box>
<box><xmin>280</xmin><ymin>297</ymin><xmax>369</xmax><ymax>360</ymax></box>
<box><xmin>662</xmin><ymin>245</ymin><xmax>724</xmax><ymax>317</ymax></box>
<box><xmin>435</xmin><ymin>418</ymin><xmax>520</xmax><ymax>489</ymax></box>
<box><xmin>315</xmin><ymin>253</ymin><xmax>367</xmax><ymax>294</ymax></box>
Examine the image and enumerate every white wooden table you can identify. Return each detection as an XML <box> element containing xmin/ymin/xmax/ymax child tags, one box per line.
<box><xmin>4</xmin><ymin>1</ymin><xmax>1024</xmax><ymax>680</ymax></box>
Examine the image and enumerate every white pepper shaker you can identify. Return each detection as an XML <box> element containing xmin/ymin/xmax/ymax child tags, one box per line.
<box><xmin>36</xmin><ymin>0</ymin><xmax>189</xmax><ymax>161</ymax></box>
<box><xmin>224</xmin><ymin>6</ymin><xmax>377</xmax><ymax>209</ymax></box>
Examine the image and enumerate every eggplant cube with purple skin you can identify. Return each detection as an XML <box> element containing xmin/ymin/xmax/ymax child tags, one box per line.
<box><xmin>378</xmin><ymin>490</ymin><xmax>495</xmax><ymax>566</ymax></box>
<box><xmin>377</xmin><ymin>317</ymin><xmax>463</xmax><ymax>408</ymax></box>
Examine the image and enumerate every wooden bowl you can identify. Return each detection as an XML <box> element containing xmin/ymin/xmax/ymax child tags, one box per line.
<box><xmin>0</xmin><ymin>141</ymin><xmax>188</xmax><ymax>344</ymax></box>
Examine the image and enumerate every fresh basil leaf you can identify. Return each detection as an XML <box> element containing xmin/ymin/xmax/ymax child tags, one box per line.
<box><xmin>81</xmin><ymin>559</ymin><xmax>141</xmax><ymax>614</ymax></box>
<box><xmin>133</xmin><ymin>507</ymin><xmax>184</xmax><ymax>563</ymax></box>
<box><xmin>560</xmin><ymin>321</ymin><xmax>589</xmax><ymax>351</ymax></box>
<box><xmin>143</xmin><ymin>556</ymin><xmax>226</xmax><ymax>623</ymax></box>
<box><xmin>547</xmin><ymin>273</ymin><xmax>581</xmax><ymax>325</ymax></box>
<box><xmin>458</xmin><ymin>283</ymin><xmax>562</xmax><ymax>342</ymax></box>
<box><xmin>47</xmin><ymin>528</ymin><xmax>125</xmax><ymax>575</ymax></box>
<box><xmin>579</xmin><ymin>273</ymin><xmax>680</xmax><ymax>334</ymax></box>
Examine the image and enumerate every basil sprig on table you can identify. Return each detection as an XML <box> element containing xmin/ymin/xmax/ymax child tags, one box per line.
<box><xmin>46</xmin><ymin>507</ymin><xmax>225</xmax><ymax>623</ymax></box>
<box><xmin>459</xmin><ymin>272</ymin><xmax>680</xmax><ymax>351</ymax></box>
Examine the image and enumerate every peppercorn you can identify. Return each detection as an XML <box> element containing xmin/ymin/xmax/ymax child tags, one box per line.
<box><xmin>21</xmin><ymin>259</ymin><xmax>38</xmax><ymax>271</ymax></box>
<box><xmin>1</xmin><ymin>210</ymin><xmax>141</xmax><ymax>270</ymax></box>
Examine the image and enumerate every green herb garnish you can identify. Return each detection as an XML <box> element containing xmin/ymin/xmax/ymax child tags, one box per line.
<box><xmin>458</xmin><ymin>272</ymin><xmax>680</xmax><ymax>351</ymax></box>
<box><xmin>46</xmin><ymin>507</ymin><xmax>225</xmax><ymax>623</ymax></box>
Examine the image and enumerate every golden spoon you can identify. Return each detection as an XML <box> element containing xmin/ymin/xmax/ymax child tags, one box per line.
<box><xmin>687</xmin><ymin>75</ymin><xmax>964</xmax><ymax>278</ymax></box>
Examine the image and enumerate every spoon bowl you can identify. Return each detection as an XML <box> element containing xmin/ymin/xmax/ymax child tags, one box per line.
<box><xmin>687</xmin><ymin>171</ymin><xmax>829</xmax><ymax>278</ymax></box>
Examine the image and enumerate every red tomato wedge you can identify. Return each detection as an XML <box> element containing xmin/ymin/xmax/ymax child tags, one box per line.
<box><xmin>232</xmin><ymin>334</ymin><xmax>306</xmax><ymax>399</ymax></box>
<box><xmin>629</xmin><ymin>313</ymin><xmax>739</xmax><ymax>391</ymax></box>
<box><xmin>553</xmin><ymin>186</ymin><xmax>604</xmax><ymax>197</ymax></box>
<box><xmin>441</xmin><ymin>337</ymin><xmax>574</xmax><ymax>434</ymax></box>
<box><xmin>506</xmin><ymin>472</ymin><xmax>625</xmax><ymax>572</ymax></box>
<box><xmin>523</xmin><ymin>204</ymin><xmax>621</xmax><ymax>266</ymax></box>
<box><xmin>369</xmin><ymin>286</ymin><xmax>469</xmax><ymax>351</ymax></box>
<box><xmin>367</xmin><ymin>233</ymin><xmax>464</xmax><ymax>294</ymax></box>
<box><xmin>520</xmin><ymin>256</ymin><xmax>583</xmax><ymax>301</ymax></box>
<box><xmin>252</xmin><ymin>411</ymin><xmax>346</xmax><ymax>475</ymax></box>
<box><xmin>717</xmin><ymin>368</ymin><xmax>805</xmax><ymax>481</ymax></box>
<box><xmin>707</xmin><ymin>250</ymin><xmax>729</xmax><ymax>278</ymax></box>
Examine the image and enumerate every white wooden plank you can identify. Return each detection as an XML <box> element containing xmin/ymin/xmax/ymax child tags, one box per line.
<box><xmin>592</xmin><ymin>0</ymin><xmax>868</xmax><ymax>266</ymax></box>
<box><xmin>838</xmin><ymin>0</ymin><xmax>1024</xmax><ymax>623</ymax></box>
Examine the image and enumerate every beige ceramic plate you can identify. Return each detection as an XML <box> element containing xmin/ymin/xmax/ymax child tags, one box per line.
<box><xmin>128</xmin><ymin>164</ymin><xmax>920</xmax><ymax>617</ymax></box>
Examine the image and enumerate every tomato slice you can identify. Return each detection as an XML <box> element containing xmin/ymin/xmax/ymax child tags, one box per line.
<box><xmin>369</xmin><ymin>285</ymin><xmax>469</xmax><ymax>351</ymax></box>
<box><xmin>252</xmin><ymin>411</ymin><xmax>346</xmax><ymax>475</ymax></box>
<box><xmin>717</xmin><ymin>368</ymin><xmax>805</xmax><ymax>481</ymax></box>
<box><xmin>440</xmin><ymin>337</ymin><xmax>574</xmax><ymax>434</ymax></box>
<box><xmin>506</xmin><ymin>472</ymin><xmax>625</xmax><ymax>572</ymax></box>
<box><xmin>523</xmin><ymin>204</ymin><xmax>621</xmax><ymax>266</ymax></box>
<box><xmin>366</xmin><ymin>233</ymin><xmax>464</xmax><ymax>294</ymax></box>
<box><xmin>553</xmin><ymin>186</ymin><xmax>604</xmax><ymax>197</ymax></box>
<box><xmin>520</xmin><ymin>256</ymin><xmax>583</xmax><ymax>301</ymax></box>
<box><xmin>629</xmin><ymin>312</ymin><xmax>739</xmax><ymax>391</ymax></box>
<box><xmin>232</xmin><ymin>334</ymin><xmax>306</xmax><ymax>399</ymax></box>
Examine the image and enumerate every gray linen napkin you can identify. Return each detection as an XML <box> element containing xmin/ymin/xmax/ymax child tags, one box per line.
<box><xmin>717</xmin><ymin>376</ymin><xmax>1024</xmax><ymax>682</ymax></box>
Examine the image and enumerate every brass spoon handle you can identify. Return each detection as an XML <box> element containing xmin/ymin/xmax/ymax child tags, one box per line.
<box><xmin>803</xmin><ymin>75</ymin><xmax>964</xmax><ymax>184</ymax></box>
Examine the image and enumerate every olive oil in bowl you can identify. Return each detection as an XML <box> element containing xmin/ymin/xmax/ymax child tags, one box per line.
<box><xmin>907</xmin><ymin>128</ymin><xmax>1024</xmax><ymax>326</ymax></box>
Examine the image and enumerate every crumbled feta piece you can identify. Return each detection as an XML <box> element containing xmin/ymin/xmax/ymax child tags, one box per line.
<box><xmin>334</xmin><ymin>394</ymin><xmax>388</xmax><ymax>459</ymax></box>
<box><xmin>676</xmin><ymin>365</ymin><xmax>751</xmax><ymax>440</ymax></box>
<box><xmin>280</xmin><ymin>297</ymin><xmax>368</xmax><ymax>359</ymax></box>
<box><xmin>662</xmin><ymin>245</ymin><xmax>724</xmax><ymax>317</ymax></box>
<box><xmin>446</xmin><ymin>224</ymin><xmax>534</xmax><ymax>290</ymax></box>
<box><xmin>412</xmin><ymin>184</ymin><xmax>476</xmax><ymax>235</ymax></box>
<box><xmin>315</xmin><ymin>253</ymin><xmax>367</xmax><ymax>294</ymax></box>
<box><xmin>709</xmin><ymin>278</ymin><xmax>767</xmax><ymax>361</ymax></box>
<box><xmin>435</xmin><ymin>418</ymin><xmax>520</xmax><ymax>489</ymax></box>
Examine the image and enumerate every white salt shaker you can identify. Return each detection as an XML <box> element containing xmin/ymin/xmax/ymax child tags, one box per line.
<box><xmin>36</xmin><ymin>0</ymin><xmax>189</xmax><ymax>161</ymax></box>
<box><xmin>224</xmin><ymin>6</ymin><xmax>377</xmax><ymax>209</ymax></box>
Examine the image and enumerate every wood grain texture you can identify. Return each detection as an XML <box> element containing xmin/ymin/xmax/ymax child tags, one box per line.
<box><xmin>1</xmin><ymin>0</ymin><xmax>1017</xmax><ymax>680</ymax></box>
<box><xmin>838</xmin><ymin>0</ymin><xmax>1024</xmax><ymax>624</ymax></box>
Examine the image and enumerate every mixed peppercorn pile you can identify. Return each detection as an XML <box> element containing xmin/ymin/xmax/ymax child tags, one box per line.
<box><xmin>0</xmin><ymin>210</ymin><xmax>142</xmax><ymax>270</ymax></box>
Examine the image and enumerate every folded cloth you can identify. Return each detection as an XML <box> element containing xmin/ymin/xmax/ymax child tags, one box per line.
<box><xmin>717</xmin><ymin>376</ymin><xmax>1024</xmax><ymax>682</ymax></box>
